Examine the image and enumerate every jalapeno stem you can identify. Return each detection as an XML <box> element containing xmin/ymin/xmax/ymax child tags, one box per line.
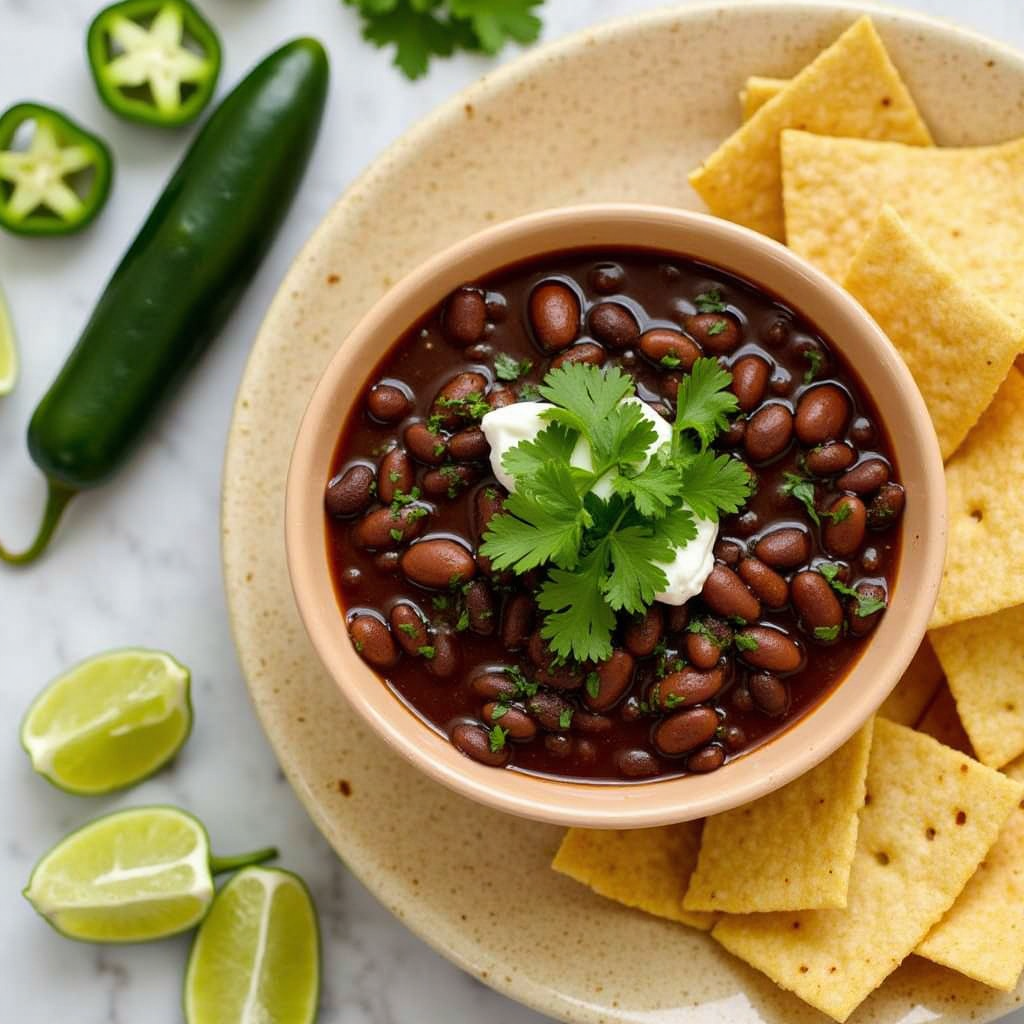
<box><xmin>0</xmin><ymin>480</ymin><xmax>76</xmax><ymax>566</ymax></box>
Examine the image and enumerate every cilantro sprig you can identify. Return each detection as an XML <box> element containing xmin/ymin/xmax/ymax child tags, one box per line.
<box><xmin>344</xmin><ymin>0</ymin><xmax>544</xmax><ymax>80</ymax></box>
<box><xmin>819</xmin><ymin>563</ymin><xmax>887</xmax><ymax>618</ymax></box>
<box><xmin>481</xmin><ymin>360</ymin><xmax>752</xmax><ymax>662</ymax></box>
<box><xmin>782</xmin><ymin>473</ymin><xmax>853</xmax><ymax>526</ymax></box>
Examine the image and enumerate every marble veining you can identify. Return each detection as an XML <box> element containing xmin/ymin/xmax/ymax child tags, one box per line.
<box><xmin>2</xmin><ymin>1</ymin><xmax>1023</xmax><ymax>1021</ymax></box>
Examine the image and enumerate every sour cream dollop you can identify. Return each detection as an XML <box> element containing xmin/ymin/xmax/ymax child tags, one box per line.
<box><xmin>479</xmin><ymin>398</ymin><xmax>718</xmax><ymax>605</ymax></box>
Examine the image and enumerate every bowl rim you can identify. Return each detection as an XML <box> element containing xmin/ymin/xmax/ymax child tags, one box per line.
<box><xmin>284</xmin><ymin>202</ymin><xmax>947</xmax><ymax>828</ymax></box>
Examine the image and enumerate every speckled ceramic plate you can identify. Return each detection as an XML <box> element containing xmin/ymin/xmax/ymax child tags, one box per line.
<box><xmin>223</xmin><ymin>5</ymin><xmax>1024</xmax><ymax>1021</ymax></box>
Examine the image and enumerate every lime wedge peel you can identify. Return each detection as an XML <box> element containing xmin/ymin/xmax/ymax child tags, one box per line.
<box><xmin>21</xmin><ymin>648</ymin><xmax>193</xmax><ymax>795</ymax></box>
<box><xmin>185</xmin><ymin>867</ymin><xmax>320</xmax><ymax>1024</ymax></box>
<box><xmin>23</xmin><ymin>806</ymin><xmax>277</xmax><ymax>944</ymax></box>
<box><xmin>0</xmin><ymin>282</ymin><xmax>16</xmax><ymax>395</ymax></box>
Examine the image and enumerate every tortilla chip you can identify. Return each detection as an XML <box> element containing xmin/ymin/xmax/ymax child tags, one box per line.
<box><xmin>739</xmin><ymin>76</ymin><xmax>787</xmax><ymax>121</ymax></box>
<box><xmin>782</xmin><ymin>130</ymin><xmax>1024</xmax><ymax>326</ymax></box>
<box><xmin>683</xmin><ymin>723</ymin><xmax>873</xmax><ymax>913</ymax></box>
<box><xmin>931</xmin><ymin>370</ymin><xmax>1024</xmax><ymax>628</ymax></box>
<box><xmin>917</xmin><ymin>759</ymin><xmax>1024</xmax><ymax>990</ymax></box>
<box><xmin>915</xmin><ymin>685</ymin><xmax>974</xmax><ymax>756</ymax></box>
<box><xmin>877</xmin><ymin>637</ymin><xmax>943</xmax><ymax>726</ymax></box>
<box><xmin>712</xmin><ymin>720</ymin><xmax>1021</xmax><ymax>1022</ymax></box>
<box><xmin>930</xmin><ymin>604</ymin><xmax>1024</xmax><ymax>767</ymax></box>
<box><xmin>689</xmin><ymin>17</ymin><xmax>931</xmax><ymax>240</ymax></box>
<box><xmin>552</xmin><ymin>822</ymin><xmax>715</xmax><ymax>929</ymax></box>
<box><xmin>843</xmin><ymin>208</ymin><xmax>1022</xmax><ymax>460</ymax></box>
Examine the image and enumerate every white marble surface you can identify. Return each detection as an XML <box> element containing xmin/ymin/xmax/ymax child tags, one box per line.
<box><xmin>2</xmin><ymin>1</ymin><xmax>1024</xmax><ymax>1021</ymax></box>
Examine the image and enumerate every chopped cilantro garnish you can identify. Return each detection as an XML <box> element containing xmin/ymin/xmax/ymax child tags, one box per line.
<box><xmin>480</xmin><ymin>360</ymin><xmax>751</xmax><ymax>662</ymax></box>
<box><xmin>665</xmin><ymin>693</ymin><xmax>684</xmax><ymax>709</ymax></box>
<box><xmin>518</xmin><ymin>382</ymin><xmax>542</xmax><ymax>401</ymax></box>
<box><xmin>390</xmin><ymin>485</ymin><xmax>421</xmax><ymax>514</ymax></box>
<box><xmin>431</xmin><ymin>594</ymin><xmax>450</xmax><ymax>611</ymax></box>
<box><xmin>488</xmin><ymin>724</ymin><xmax>508</xmax><ymax>753</ymax></box>
<box><xmin>694</xmin><ymin>288</ymin><xmax>726</xmax><ymax>313</ymax></box>
<box><xmin>688</xmin><ymin>618</ymin><xmax>729</xmax><ymax>649</ymax></box>
<box><xmin>506</xmin><ymin>665</ymin><xmax>538</xmax><ymax>699</ymax></box>
<box><xmin>735</xmin><ymin>632</ymin><xmax>759</xmax><ymax>652</ymax></box>
<box><xmin>433</xmin><ymin>442</ymin><xmax>446</xmax><ymax>457</ymax></box>
<box><xmin>819</xmin><ymin>563</ymin><xmax>888</xmax><ymax>618</ymax></box>
<box><xmin>436</xmin><ymin>391</ymin><xmax>491</xmax><ymax>420</ymax></box>
<box><xmin>397</xmin><ymin>623</ymin><xmax>418</xmax><ymax>637</ymax></box>
<box><xmin>585</xmin><ymin>671</ymin><xmax>600</xmax><ymax>699</ymax></box>
<box><xmin>830</xmin><ymin>500</ymin><xmax>852</xmax><ymax>524</ymax></box>
<box><xmin>417</xmin><ymin>645</ymin><xmax>436</xmax><ymax>659</ymax></box>
<box><xmin>455</xmin><ymin>607</ymin><xmax>470</xmax><ymax>632</ymax></box>
<box><xmin>494</xmin><ymin>352</ymin><xmax>533</xmax><ymax>381</ymax></box>
<box><xmin>389</xmin><ymin>528</ymin><xmax>404</xmax><ymax>542</ymax></box>
<box><xmin>426</xmin><ymin>414</ymin><xmax>444</xmax><ymax>434</ymax></box>
<box><xmin>660</xmin><ymin>354</ymin><xmax>682</xmax><ymax>369</ymax></box>
<box><xmin>389</xmin><ymin>470</ymin><xmax>400</xmax><ymax>483</ymax></box>
<box><xmin>781</xmin><ymin>472</ymin><xmax>821</xmax><ymax>526</ymax></box>
<box><xmin>802</xmin><ymin>348</ymin><xmax>826</xmax><ymax>384</ymax></box>
<box><xmin>814</xmin><ymin>624</ymin><xmax>841</xmax><ymax>641</ymax></box>
<box><xmin>490</xmin><ymin>703</ymin><xmax>508</xmax><ymax>720</ymax></box>
<box><xmin>706</xmin><ymin>319</ymin><xmax>728</xmax><ymax>336</ymax></box>
<box><xmin>558</xmin><ymin>707</ymin><xmax>573</xmax><ymax>730</ymax></box>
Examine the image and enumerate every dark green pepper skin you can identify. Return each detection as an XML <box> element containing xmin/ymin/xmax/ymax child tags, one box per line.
<box><xmin>28</xmin><ymin>38</ymin><xmax>328</xmax><ymax>491</ymax></box>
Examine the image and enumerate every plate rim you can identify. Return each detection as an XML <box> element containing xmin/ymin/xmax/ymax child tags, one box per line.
<box><xmin>222</xmin><ymin>4</ymin><xmax>1024</xmax><ymax>1021</ymax></box>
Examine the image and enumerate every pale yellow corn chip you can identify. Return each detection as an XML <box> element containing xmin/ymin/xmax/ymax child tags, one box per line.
<box><xmin>739</xmin><ymin>76</ymin><xmax>787</xmax><ymax>121</ymax></box>
<box><xmin>843</xmin><ymin>208</ymin><xmax>1022</xmax><ymax>460</ymax></box>
<box><xmin>930</xmin><ymin>604</ymin><xmax>1024</xmax><ymax>767</ymax></box>
<box><xmin>931</xmin><ymin>369</ymin><xmax>1024</xmax><ymax>628</ymax></box>
<box><xmin>782</xmin><ymin>130</ymin><xmax>1024</xmax><ymax>326</ymax></box>
<box><xmin>877</xmin><ymin>637</ymin><xmax>943</xmax><ymax>726</ymax></box>
<box><xmin>917</xmin><ymin>759</ymin><xmax>1024</xmax><ymax>990</ymax></box>
<box><xmin>552</xmin><ymin>822</ymin><xmax>715</xmax><ymax>929</ymax></box>
<box><xmin>689</xmin><ymin>17</ymin><xmax>931</xmax><ymax>240</ymax></box>
<box><xmin>712</xmin><ymin>719</ymin><xmax>1021</xmax><ymax>1022</ymax></box>
<box><xmin>683</xmin><ymin>722</ymin><xmax>872</xmax><ymax>913</ymax></box>
<box><xmin>915</xmin><ymin>684</ymin><xmax>973</xmax><ymax>756</ymax></box>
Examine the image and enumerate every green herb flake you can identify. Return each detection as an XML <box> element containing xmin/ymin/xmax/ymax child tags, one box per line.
<box><xmin>802</xmin><ymin>348</ymin><xmax>826</xmax><ymax>384</ymax></box>
<box><xmin>389</xmin><ymin>470</ymin><xmax>400</xmax><ymax>483</ymax></box>
<box><xmin>431</xmin><ymin>595</ymin><xmax>450</xmax><ymax>611</ymax></box>
<box><xmin>488</xmin><ymin>723</ymin><xmax>509</xmax><ymax>753</ymax></box>
<box><xmin>398</xmin><ymin>623</ymin><xmax>418</xmax><ymax>637</ymax></box>
<box><xmin>694</xmin><ymin>288</ymin><xmax>726</xmax><ymax>313</ymax></box>
<box><xmin>518</xmin><ymin>382</ymin><xmax>542</xmax><ymax>401</ymax></box>
<box><xmin>490</xmin><ymin>703</ymin><xmax>508</xmax><ymax>720</ymax></box>
<box><xmin>830</xmin><ymin>501</ymin><xmax>853</xmax><ymax>524</ymax></box>
<box><xmin>389</xmin><ymin>528</ymin><xmax>404</xmax><ymax>542</ymax></box>
<box><xmin>665</xmin><ymin>693</ymin><xmax>683</xmax><ymax>709</ymax></box>
<box><xmin>417</xmin><ymin>645</ymin><xmax>436</xmax><ymax>660</ymax></box>
<box><xmin>494</xmin><ymin>352</ymin><xmax>533</xmax><ymax>382</ymax></box>
<box><xmin>819</xmin><ymin>563</ymin><xmax>888</xmax><ymax>618</ymax></box>
<box><xmin>660</xmin><ymin>354</ymin><xmax>682</xmax><ymax>369</ymax></box>
<box><xmin>781</xmin><ymin>472</ymin><xmax>821</xmax><ymax>526</ymax></box>
<box><xmin>558</xmin><ymin>707</ymin><xmax>573</xmax><ymax>730</ymax></box>
<box><xmin>735</xmin><ymin>633</ymin><xmax>759</xmax><ymax>652</ymax></box>
<box><xmin>706</xmin><ymin>319</ymin><xmax>728</xmax><ymax>336</ymax></box>
<box><xmin>814</xmin><ymin>624</ymin><xmax>841</xmax><ymax>641</ymax></box>
<box><xmin>433</xmin><ymin>442</ymin><xmax>446</xmax><ymax>457</ymax></box>
<box><xmin>506</xmin><ymin>665</ymin><xmax>538</xmax><ymax>699</ymax></box>
<box><xmin>455</xmin><ymin>608</ymin><xmax>470</xmax><ymax>632</ymax></box>
<box><xmin>585</xmin><ymin>671</ymin><xmax>600</xmax><ymax>699</ymax></box>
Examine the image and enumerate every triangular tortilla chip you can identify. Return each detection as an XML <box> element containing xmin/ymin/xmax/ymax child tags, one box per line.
<box><xmin>783</xmin><ymin>130</ymin><xmax>1024</xmax><ymax>326</ymax></box>
<box><xmin>739</xmin><ymin>76</ymin><xmax>787</xmax><ymax>121</ymax></box>
<box><xmin>930</xmin><ymin>604</ymin><xmax>1024</xmax><ymax>767</ymax></box>
<box><xmin>689</xmin><ymin>17</ymin><xmax>931</xmax><ymax>240</ymax></box>
<box><xmin>843</xmin><ymin>207</ymin><xmax>1022</xmax><ymax>460</ymax></box>
<box><xmin>931</xmin><ymin>369</ymin><xmax>1024</xmax><ymax>628</ymax></box>
<box><xmin>877</xmin><ymin>637</ymin><xmax>943</xmax><ymax>726</ymax></box>
<box><xmin>917</xmin><ymin>758</ymin><xmax>1024</xmax><ymax>991</ymax></box>
<box><xmin>552</xmin><ymin>822</ymin><xmax>714</xmax><ymax>929</ymax></box>
<box><xmin>683</xmin><ymin>723</ymin><xmax>872</xmax><ymax>913</ymax></box>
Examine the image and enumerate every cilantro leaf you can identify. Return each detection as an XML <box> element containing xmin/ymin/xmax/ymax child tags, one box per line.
<box><xmin>673</xmin><ymin>357</ymin><xmax>739</xmax><ymax>451</ymax></box>
<box><xmin>537</xmin><ymin>545</ymin><xmax>617</xmax><ymax>662</ymax></box>
<box><xmin>611</xmin><ymin>456</ymin><xmax>684</xmax><ymax>518</ymax></box>
<box><xmin>782</xmin><ymin>472</ymin><xmax>821</xmax><ymax>526</ymax></box>
<box><xmin>494</xmin><ymin>352</ymin><xmax>533</xmax><ymax>381</ymax></box>
<box><xmin>558</xmin><ymin>707</ymin><xmax>574</xmax><ymax>730</ymax></box>
<box><xmin>448</xmin><ymin>0</ymin><xmax>543</xmax><ymax>53</ymax></box>
<box><xmin>819</xmin><ymin>563</ymin><xmax>888</xmax><ymax>617</ymax></box>
<box><xmin>347</xmin><ymin>0</ymin><xmax>460</xmax><ymax>79</ymax></box>
<box><xmin>735</xmin><ymin>632</ymin><xmax>759</xmax><ymax>651</ymax></box>
<box><xmin>802</xmin><ymin>348</ymin><xmax>825</xmax><ymax>384</ymax></box>
<box><xmin>481</xmin><ymin>462</ymin><xmax>587</xmax><ymax>571</ymax></box>
<box><xmin>603</xmin><ymin>528</ymin><xmax>673</xmax><ymax>613</ymax></box>
<box><xmin>585</xmin><ymin>671</ymin><xmax>600</xmax><ymax>699</ymax></box>
<box><xmin>652</xmin><ymin>505</ymin><xmax>698</xmax><ymax>548</ymax></box>
<box><xmin>676</xmin><ymin>450</ymin><xmax>752</xmax><ymax>520</ymax></box>
<box><xmin>814</xmin><ymin>624</ymin><xmax>841</xmax><ymax>641</ymax></box>
<box><xmin>488</xmin><ymin>724</ymin><xmax>508</xmax><ymax>752</ymax></box>
<box><xmin>501</xmin><ymin>421</ymin><xmax>578</xmax><ymax>482</ymax></box>
<box><xmin>694</xmin><ymin>288</ymin><xmax>726</xmax><ymax>313</ymax></box>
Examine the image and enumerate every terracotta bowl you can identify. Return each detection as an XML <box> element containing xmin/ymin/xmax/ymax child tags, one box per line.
<box><xmin>284</xmin><ymin>203</ymin><xmax>946</xmax><ymax>829</ymax></box>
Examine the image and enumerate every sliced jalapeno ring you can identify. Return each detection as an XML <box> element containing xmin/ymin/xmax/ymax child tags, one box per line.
<box><xmin>0</xmin><ymin>103</ymin><xmax>113</xmax><ymax>237</ymax></box>
<box><xmin>87</xmin><ymin>0</ymin><xmax>222</xmax><ymax>127</ymax></box>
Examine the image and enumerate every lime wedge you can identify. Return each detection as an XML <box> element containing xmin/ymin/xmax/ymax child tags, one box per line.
<box><xmin>23</xmin><ymin>807</ymin><xmax>276</xmax><ymax>943</ymax></box>
<box><xmin>21</xmin><ymin>648</ymin><xmax>192</xmax><ymax>795</ymax></box>
<box><xmin>185</xmin><ymin>867</ymin><xmax>320</xmax><ymax>1024</ymax></box>
<box><xmin>0</xmin><ymin>283</ymin><xmax>16</xmax><ymax>395</ymax></box>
